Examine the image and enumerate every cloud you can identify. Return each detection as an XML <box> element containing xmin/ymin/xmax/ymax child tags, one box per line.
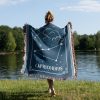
<box><xmin>60</xmin><ymin>0</ymin><xmax>100</xmax><ymax>12</ymax></box>
<box><xmin>0</xmin><ymin>0</ymin><xmax>27</xmax><ymax>6</ymax></box>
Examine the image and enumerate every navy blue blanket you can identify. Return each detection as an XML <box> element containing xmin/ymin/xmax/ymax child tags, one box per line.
<box><xmin>21</xmin><ymin>23</ymin><xmax>75</xmax><ymax>79</ymax></box>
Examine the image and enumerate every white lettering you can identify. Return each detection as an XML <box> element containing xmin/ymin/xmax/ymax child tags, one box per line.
<box><xmin>34</xmin><ymin>64</ymin><xmax>63</xmax><ymax>71</ymax></box>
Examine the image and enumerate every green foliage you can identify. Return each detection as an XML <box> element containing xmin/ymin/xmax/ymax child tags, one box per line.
<box><xmin>0</xmin><ymin>25</ymin><xmax>24</xmax><ymax>52</ymax></box>
<box><xmin>78</xmin><ymin>34</ymin><xmax>96</xmax><ymax>50</ymax></box>
<box><xmin>0</xmin><ymin>25</ymin><xmax>12</xmax><ymax>51</ymax></box>
<box><xmin>73</xmin><ymin>31</ymin><xmax>99</xmax><ymax>51</ymax></box>
<box><xmin>13</xmin><ymin>27</ymin><xmax>24</xmax><ymax>50</ymax></box>
<box><xmin>5</xmin><ymin>32</ymin><xmax>16</xmax><ymax>51</ymax></box>
<box><xmin>96</xmin><ymin>31</ymin><xmax>100</xmax><ymax>50</ymax></box>
<box><xmin>0</xmin><ymin>31</ymin><xmax>6</xmax><ymax>51</ymax></box>
<box><xmin>79</xmin><ymin>34</ymin><xmax>89</xmax><ymax>50</ymax></box>
<box><xmin>87</xmin><ymin>35</ymin><xmax>96</xmax><ymax>50</ymax></box>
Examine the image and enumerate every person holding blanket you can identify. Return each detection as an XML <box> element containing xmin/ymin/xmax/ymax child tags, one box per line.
<box><xmin>21</xmin><ymin>11</ymin><xmax>77</xmax><ymax>96</ymax></box>
<box><xmin>45</xmin><ymin>11</ymin><xmax>76</xmax><ymax>96</ymax></box>
<box><xmin>45</xmin><ymin>11</ymin><xmax>56</xmax><ymax>96</ymax></box>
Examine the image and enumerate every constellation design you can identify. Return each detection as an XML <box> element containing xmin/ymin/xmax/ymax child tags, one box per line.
<box><xmin>31</xmin><ymin>27</ymin><xmax>66</xmax><ymax>62</ymax></box>
<box><xmin>42</xmin><ymin>28</ymin><xmax>61</xmax><ymax>40</ymax></box>
<box><xmin>22</xmin><ymin>24</ymin><xmax>75</xmax><ymax>79</ymax></box>
<box><xmin>34</xmin><ymin>43</ymin><xmax>63</xmax><ymax>62</ymax></box>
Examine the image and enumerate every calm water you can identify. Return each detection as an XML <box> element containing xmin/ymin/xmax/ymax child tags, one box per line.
<box><xmin>0</xmin><ymin>52</ymin><xmax>100</xmax><ymax>81</ymax></box>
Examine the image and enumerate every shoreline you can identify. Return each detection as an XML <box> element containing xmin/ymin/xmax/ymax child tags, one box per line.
<box><xmin>0</xmin><ymin>51</ymin><xmax>24</xmax><ymax>55</ymax></box>
<box><xmin>76</xmin><ymin>50</ymin><xmax>100</xmax><ymax>52</ymax></box>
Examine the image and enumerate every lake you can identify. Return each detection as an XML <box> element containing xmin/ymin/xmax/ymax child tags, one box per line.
<box><xmin>0</xmin><ymin>52</ymin><xmax>100</xmax><ymax>81</ymax></box>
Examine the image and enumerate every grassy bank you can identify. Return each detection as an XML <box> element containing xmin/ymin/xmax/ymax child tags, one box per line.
<box><xmin>0</xmin><ymin>80</ymin><xmax>100</xmax><ymax>100</ymax></box>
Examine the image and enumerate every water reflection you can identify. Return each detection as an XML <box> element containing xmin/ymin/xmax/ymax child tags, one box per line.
<box><xmin>96</xmin><ymin>52</ymin><xmax>100</xmax><ymax>68</ymax></box>
<box><xmin>0</xmin><ymin>53</ymin><xmax>23</xmax><ymax>79</ymax></box>
<box><xmin>76</xmin><ymin>51</ymin><xmax>100</xmax><ymax>81</ymax></box>
<box><xmin>0</xmin><ymin>52</ymin><xmax>100</xmax><ymax>81</ymax></box>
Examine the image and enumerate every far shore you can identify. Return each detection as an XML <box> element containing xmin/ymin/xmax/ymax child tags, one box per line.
<box><xmin>0</xmin><ymin>51</ymin><xmax>24</xmax><ymax>55</ymax></box>
<box><xmin>76</xmin><ymin>50</ymin><xmax>100</xmax><ymax>52</ymax></box>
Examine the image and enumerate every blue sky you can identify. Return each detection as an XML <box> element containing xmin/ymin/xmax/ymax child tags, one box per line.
<box><xmin>0</xmin><ymin>0</ymin><xmax>100</xmax><ymax>35</ymax></box>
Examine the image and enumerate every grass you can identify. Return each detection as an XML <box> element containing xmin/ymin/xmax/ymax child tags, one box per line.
<box><xmin>0</xmin><ymin>80</ymin><xmax>100</xmax><ymax>100</ymax></box>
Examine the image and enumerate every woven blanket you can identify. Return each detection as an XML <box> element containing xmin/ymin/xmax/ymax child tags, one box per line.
<box><xmin>21</xmin><ymin>23</ymin><xmax>75</xmax><ymax>79</ymax></box>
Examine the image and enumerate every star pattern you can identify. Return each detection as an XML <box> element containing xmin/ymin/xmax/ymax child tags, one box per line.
<box><xmin>28</xmin><ymin>25</ymin><xmax>70</xmax><ymax>75</ymax></box>
<box><xmin>31</xmin><ymin>27</ymin><xmax>65</xmax><ymax>63</ymax></box>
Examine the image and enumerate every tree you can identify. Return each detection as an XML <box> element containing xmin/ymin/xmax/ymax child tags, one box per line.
<box><xmin>87</xmin><ymin>35</ymin><xmax>95</xmax><ymax>50</ymax></box>
<box><xmin>0</xmin><ymin>25</ymin><xmax>12</xmax><ymax>51</ymax></box>
<box><xmin>5</xmin><ymin>32</ymin><xmax>16</xmax><ymax>51</ymax></box>
<box><xmin>0</xmin><ymin>25</ymin><xmax>24</xmax><ymax>51</ymax></box>
<box><xmin>79</xmin><ymin>34</ymin><xmax>89</xmax><ymax>50</ymax></box>
<box><xmin>96</xmin><ymin>31</ymin><xmax>100</xmax><ymax>51</ymax></box>
<box><xmin>0</xmin><ymin>31</ymin><xmax>7</xmax><ymax>51</ymax></box>
<box><xmin>13</xmin><ymin>27</ymin><xmax>24</xmax><ymax>51</ymax></box>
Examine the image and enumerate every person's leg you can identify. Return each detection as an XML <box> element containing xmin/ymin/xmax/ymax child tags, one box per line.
<box><xmin>47</xmin><ymin>79</ymin><xmax>56</xmax><ymax>96</ymax></box>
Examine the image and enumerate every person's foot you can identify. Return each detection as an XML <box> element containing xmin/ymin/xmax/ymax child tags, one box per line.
<box><xmin>51</xmin><ymin>90</ymin><xmax>56</xmax><ymax>96</ymax></box>
<box><xmin>48</xmin><ymin>88</ymin><xmax>56</xmax><ymax>96</ymax></box>
<box><xmin>48</xmin><ymin>88</ymin><xmax>51</xmax><ymax>94</ymax></box>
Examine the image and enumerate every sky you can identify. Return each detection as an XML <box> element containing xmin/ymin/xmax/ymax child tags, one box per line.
<box><xmin>0</xmin><ymin>0</ymin><xmax>100</xmax><ymax>35</ymax></box>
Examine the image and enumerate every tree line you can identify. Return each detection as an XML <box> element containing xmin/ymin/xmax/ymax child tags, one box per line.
<box><xmin>73</xmin><ymin>31</ymin><xmax>100</xmax><ymax>51</ymax></box>
<box><xmin>0</xmin><ymin>25</ymin><xmax>100</xmax><ymax>52</ymax></box>
<box><xmin>0</xmin><ymin>25</ymin><xmax>24</xmax><ymax>52</ymax></box>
